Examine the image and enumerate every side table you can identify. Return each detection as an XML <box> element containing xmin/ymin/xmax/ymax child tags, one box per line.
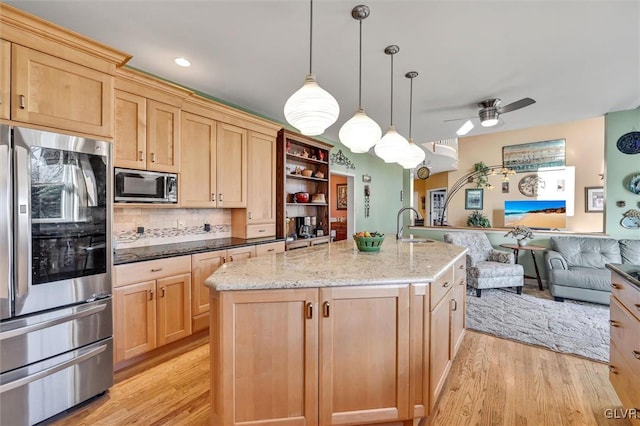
<box><xmin>499</xmin><ymin>243</ymin><xmax>546</xmax><ymax>290</ymax></box>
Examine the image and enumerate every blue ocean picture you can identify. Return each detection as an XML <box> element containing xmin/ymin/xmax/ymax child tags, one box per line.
<box><xmin>504</xmin><ymin>200</ymin><xmax>567</xmax><ymax>228</ymax></box>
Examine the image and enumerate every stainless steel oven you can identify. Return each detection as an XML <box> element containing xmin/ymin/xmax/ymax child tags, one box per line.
<box><xmin>0</xmin><ymin>125</ymin><xmax>113</xmax><ymax>425</ymax></box>
<box><xmin>114</xmin><ymin>167</ymin><xmax>177</xmax><ymax>204</ymax></box>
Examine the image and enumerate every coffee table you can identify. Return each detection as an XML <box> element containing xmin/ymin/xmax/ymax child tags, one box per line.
<box><xmin>499</xmin><ymin>243</ymin><xmax>546</xmax><ymax>290</ymax></box>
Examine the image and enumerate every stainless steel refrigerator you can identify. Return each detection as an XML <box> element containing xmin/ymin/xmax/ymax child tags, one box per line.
<box><xmin>0</xmin><ymin>125</ymin><xmax>114</xmax><ymax>425</ymax></box>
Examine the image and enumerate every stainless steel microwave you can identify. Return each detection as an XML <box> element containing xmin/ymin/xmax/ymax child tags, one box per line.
<box><xmin>114</xmin><ymin>168</ymin><xmax>177</xmax><ymax>204</ymax></box>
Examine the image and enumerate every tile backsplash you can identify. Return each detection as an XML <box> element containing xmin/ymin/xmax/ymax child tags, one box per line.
<box><xmin>113</xmin><ymin>208</ymin><xmax>231</xmax><ymax>249</ymax></box>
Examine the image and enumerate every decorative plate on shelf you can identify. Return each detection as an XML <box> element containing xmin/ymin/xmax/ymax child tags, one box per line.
<box><xmin>518</xmin><ymin>174</ymin><xmax>545</xmax><ymax>197</ymax></box>
<box><xmin>616</xmin><ymin>131</ymin><xmax>640</xmax><ymax>154</ymax></box>
<box><xmin>628</xmin><ymin>173</ymin><xmax>640</xmax><ymax>194</ymax></box>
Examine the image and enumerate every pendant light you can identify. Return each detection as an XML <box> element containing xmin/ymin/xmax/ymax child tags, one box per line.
<box><xmin>284</xmin><ymin>0</ymin><xmax>339</xmax><ymax>136</ymax></box>
<box><xmin>374</xmin><ymin>45</ymin><xmax>409</xmax><ymax>163</ymax></box>
<box><xmin>397</xmin><ymin>71</ymin><xmax>426</xmax><ymax>169</ymax></box>
<box><xmin>338</xmin><ymin>5</ymin><xmax>381</xmax><ymax>153</ymax></box>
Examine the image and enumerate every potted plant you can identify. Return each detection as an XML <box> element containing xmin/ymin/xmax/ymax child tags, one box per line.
<box><xmin>505</xmin><ymin>225</ymin><xmax>534</xmax><ymax>246</ymax></box>
<box><xmin>466</xmin><ymin>210</ymin><xmax>491</xmax><ymax>228</ymax></box>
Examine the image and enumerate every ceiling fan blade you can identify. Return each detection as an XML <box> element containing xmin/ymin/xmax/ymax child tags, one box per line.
<box><xmin>498</xmin><ymin>97</ymin><xmax>535</xmax><ymax>114</ymax></box>
<box><xmin>443</xmin><ymin>115</ymin><xmax>476</xmax><ymax>123</ymax></box>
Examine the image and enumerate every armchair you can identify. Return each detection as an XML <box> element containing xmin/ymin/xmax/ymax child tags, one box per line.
<box><xmin>444</xmin><ymin>231</ymin><xmax>524</xmax><ymax>297</ymax></box>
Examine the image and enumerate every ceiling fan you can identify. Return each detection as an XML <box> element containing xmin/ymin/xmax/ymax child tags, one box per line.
<box><xmin>445</xmin><ymin>97</ymin><xmax>536</xmax><ymax>135</ymax></box>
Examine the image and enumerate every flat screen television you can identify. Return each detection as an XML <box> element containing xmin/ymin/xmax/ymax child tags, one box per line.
<box><xmin>504</xmin><ymin>200</ymin><xmax>567</xmax><ymax>229</ymax></box>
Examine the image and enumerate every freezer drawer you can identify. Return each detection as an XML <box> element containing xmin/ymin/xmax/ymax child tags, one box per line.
<box><xmin>0</xmin><ymin>337</ymin><xmax>113</xmax><ymax>426</ymax></box>
<box><xmin>0</xmin><ymin>298</ymin><xmax>112</xmax><ymax>374</ymax></box>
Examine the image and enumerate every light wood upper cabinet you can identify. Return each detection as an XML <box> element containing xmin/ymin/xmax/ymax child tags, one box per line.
<box><xmin>216</xmin><ymin>122</ymin><xmax>247</xmax><ymax>207</ymax></box>
<box><xmin>180</xmin><ymin>111</ymin><xmax>217</xmax><ymax>207</ymax></box>
<box><xmin>319</xmin><ymin>285</ymin><xmax>410</xmax><ymax>426</ymax></box>
<box><xmin>147</xmin><ymin>100</ymin><xmax>180</xmax><ymax>173</ymax></box>
<box><xmin>11</xmin><ymin>44</ymin><xmax>114</xmax><ymax>137</ymax></box>
<box><xmin>247</xmin><ymin>131</ymin><xmax>276</xmax><ymax>224</ymax></box>
<box><xmin>114</xmin><ymin>90</ymin><xmax>146</xmax><ymax>169</ymax></box>
<box><xmin>212</xmin><ymin>288</ymin><xmax>319</xmax><ymax>426</ymax></box>
<box><xmin>0</xmin><ymin>40</ymin><xmax>9</xmax><ymax>120</ymax></box>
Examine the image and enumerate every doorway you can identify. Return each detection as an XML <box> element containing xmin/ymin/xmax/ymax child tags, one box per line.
<box><xmin>330</xmin><ymin>172</ymin><xmax>355</xmax><ymax>241</ymax></box>
<box><xmin>428</xmin><ymin>188</ymin><xmax>447</xmax><ymax>226</ymax></box>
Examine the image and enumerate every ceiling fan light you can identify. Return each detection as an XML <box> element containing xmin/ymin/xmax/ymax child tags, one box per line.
<box><xmin>284</xmin><ymin>74</ymin><xmax>340</xmax><ymax>136</ymax></box>
<box><xmin>375</xmin><ymin>125</ymin><xmax>409</xmax><ymax>163</ymax></box>
<box><xmin>339</xmin><ymin>108</ymin><xmax>382</xmax><ymax>153</ymax></box>
<box><xmin>479</xmin><ymin>108</ymin><xmax>499</xmax><ymax>127</ymax></box>
<box><xmin>397</xmin><ymin>138</ymin><xmax>426</xmax><ymax>169</ymax></box>
<box><xmin>456</xmin><ymin>120</ymin><xmax>474</xmax><ymax>136</ymax></box>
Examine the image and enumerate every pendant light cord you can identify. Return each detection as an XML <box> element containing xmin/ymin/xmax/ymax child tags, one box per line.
<box><xmin>409</xmin><ymin>77</ymin><xmax>413</xmax><ymax>139</ymax></box>
<box><xmin>390</xmin><ymin>53</ymin><xmax>394</xmax><ymax>126</ymax></box>
<box><xmin>358</xmin><ymin>18</ymin><xmax>363</xmax><ymax>108</ymax></box>
<box><xmin>309</xmin><ymin>0</ymin><xmax>313</xmax><ymax>74</ymax></box>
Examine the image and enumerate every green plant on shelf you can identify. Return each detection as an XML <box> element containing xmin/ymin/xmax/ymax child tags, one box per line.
<box><xmin>466</xmin><ymin>210</ymin><xmax>491</xmax><ymax>228</ymax></box>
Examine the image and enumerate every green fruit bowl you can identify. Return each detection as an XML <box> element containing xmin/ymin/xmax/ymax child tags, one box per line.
<box><xmin>353</xmin><ymin>234</ymin><xmax>385</xmax><ymax>252</ymax></box>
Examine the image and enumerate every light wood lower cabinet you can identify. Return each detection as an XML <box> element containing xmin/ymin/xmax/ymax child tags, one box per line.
<box><xmin>429</xmin><ymin>288</ymin><xmax>452</xmax><ymax>409</ymax></box>
<box><xmin>113</xmin><ymin>256</ymin><xmax>192</xmax><ymax>364</ymax></box>
<box><xmin>451</xmin><ymin>257</ymin><xmax>467</xmax><ymax>357</ymax></box>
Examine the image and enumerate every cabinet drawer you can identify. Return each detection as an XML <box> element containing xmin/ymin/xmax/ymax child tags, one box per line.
<box><xmin>453</xmin><ymin>257</ymin><xmax>466</xmax><ymax>286</ymax></box>
<box><xmin>610</xmin><ymin>297</ymin><xmax>640</xmax><ymax>376</ymax></box>
<box><xmin>114</xmin><ymin>256</ymin><xmax>191</xmax><ymax>287</ymax></box>
<box><xmin>246</xmin><ymin>223</ymin><xmax>276</xmax><ymax>239</ymax></box>
<box><xmin>610</xmin><ymin>340</ymin><xmax>640</xmax><ymax>413</ymax></box>
<box><xmin>255</xmin><ymin>241</ymin><xmax>285</xmax><ymax>256</ymax></box>
<box><xmin>430</xmin><ymin>266</ymin><xmax>454</xmax><ymax>310</ymax></box>
<box><xmin>611</xmin><ymin>271</ymin><xmax>640</xmax><ymax>323</ymax></box>
<box><xmin>286</xmin><ymin>240</ymin><xmax>310</xmax><ymax>251</ymax></box>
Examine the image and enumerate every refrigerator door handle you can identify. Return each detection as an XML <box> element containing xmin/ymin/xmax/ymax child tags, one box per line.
<box><xmin>0</xmin><ymin>125</ymin><xmax>10</xmax><ymax>319</ymax></box>
<box><xmin>0</xmin><ymin>343</ymin><xmax>107</xmax><ymax>394</ymax></box>
<box><xmin>0</xmin><ymin>302</ymin><xmax>107</xmax><ymax>341</ymax></box>
<box><xmin>14</xmin><ymin>142</ymin><xmax>31</xmax><ymax>298</ymax></box>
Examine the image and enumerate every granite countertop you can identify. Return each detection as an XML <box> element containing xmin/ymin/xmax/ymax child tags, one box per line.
<box><xmin>606</xmin><ymin>263</ymin><xmax>640</xmax><ymax>290</ymax></box>
<box><xmin>205</xmin><ymin>239</ymin><xmax>467</xmax><ymax>291</ymax></box>
<box><xmin>113</xmin><ymin>237</ymin><xmax>284</xmax><ymax>265</ymax></box>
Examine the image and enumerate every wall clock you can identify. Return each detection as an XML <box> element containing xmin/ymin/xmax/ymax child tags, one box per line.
<box><xmin>518</xmin><ymin>174</ymin><xmax>545</xmax><ymax>197</ymax></box>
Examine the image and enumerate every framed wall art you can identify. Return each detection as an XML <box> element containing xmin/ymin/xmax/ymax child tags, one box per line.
<box><xmin>585</xmin><ymin>186</ymin><xmax>604</xmax><ymax>212</ymax></box>
<box><xmin>502</xmin><ymin>139</ymin><xmax>566</xmax><ymax>173</ymax></box>
<box><xmin>336</xmin><ymin>184</ymin><xmax>347</xmax><ymax>210</ymax></box>
<box><xmin>465</xmin><ymin>188</ymin><xmax>483</xmax><ymax>210</ymax></box>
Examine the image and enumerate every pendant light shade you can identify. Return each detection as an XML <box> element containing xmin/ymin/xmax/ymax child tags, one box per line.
<box><xmin>397</xmin><ymin>71</ymin><xmax>425</xmax><ymax>169</ymax></box>
<box><xmin>285</xmin><ymin>74</ymin><xmax>340</xmax><ymax>136</ymax></box>
<box><xmin>375</xmin><ymin>125</ymin><xmax>409</xmax><ymax>163</ymax></box>
<box><xmin>339</xmin><ymin>5</ymin><xmax>381</xmax><ymax>153</ymax></box>
<box><xmin>284</xmin><ymin>0</ymin><xmax>339</xmax><ymax>136</ymax></box>
<box><xmin>374</xmin><ymin>45</ymin><xmax>409</xmax><ymax>163</ymax></box>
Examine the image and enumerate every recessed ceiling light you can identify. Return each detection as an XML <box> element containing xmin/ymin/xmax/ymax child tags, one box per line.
<box><xmin>174</xmin><ymin>57</ymin><xmax>191</xmax><ymax>67</ymax></box>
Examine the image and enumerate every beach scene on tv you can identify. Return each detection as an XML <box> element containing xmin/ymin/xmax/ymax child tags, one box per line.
<box><xmin>504</xmin><ymin>200</ymin><xmax>567</xmax><ymax>228</ymax></box>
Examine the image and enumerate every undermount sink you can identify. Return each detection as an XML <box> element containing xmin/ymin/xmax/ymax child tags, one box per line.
<box><xmin>399</xmin><ymin>238</ymin><xmax>435</xmax><ymax>243</ymax></box>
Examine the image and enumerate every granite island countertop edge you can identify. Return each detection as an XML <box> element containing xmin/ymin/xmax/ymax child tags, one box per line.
<box><xmin>606</xmin><ymin>263</ymin><xmax>640</xmax><ymax>290</ymax></box>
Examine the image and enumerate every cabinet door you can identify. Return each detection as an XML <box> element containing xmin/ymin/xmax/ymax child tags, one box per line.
<box><xmin>114</xmin><ymin>90</ymin><xmax>146</xmax><ymax>169</ymax></box>
<box><xmin>429</xmin><ymin>290</ymin><xmax>452</xmax><ymax>409</ymax></box>
<box><xmin>113</xmin><ymin>280</ymin><xmax>157</xmax><ymax>363</ymax></box>
<box><xmin>191</xmin><ymin>250</ymin><xmax>226</xmax><ymax>331</ymax></box>
<box><xmin>227</xmin><ymin>245</ymin><xmax>256</xmax><ymax>262</ymax></box>
<box><xmin>147</xmin><ymin>99</ymin><xmax>180</xmax><ymax>173</ymax></box>
<box><xmin>11</xmin><ymin>45</ymin><xmax>113</xmax><ymax>137</ymax></box>
<box><xmin>181</xmin><ymin>111</ymin><xmax>217</xmax><ymax>207</ymax></box>
<box><xmin>156</xmin><ymin>273</ymin><xmax>192</xmax><ymax>346</ymax></box>
<box><xmin>410</xmin><ymin>284</ymin><xmax>430</xmax><ymax>419</ymax></box>
<box><xmin>0</xmin><ymin>40</ymin><xmax>9</xmax><ymax>120</ymax></box>
<box><xmin>215</xmin><ymin>289</ymin><xmax>318</xmax><ymax>426</ymax></box>
<box><xmin>247</xmin><ymin>132</ymin><xmax>276</xmax><ymax>224</ymax></box>
<box><xmin>216</xmin><ymin>122</ymin><xmax>247</xmax><ymax>207</ymax></box>
<box><xmin>319</xmin><ymin>285</ymin><xmax>410</xmax><ymax>425</ymax></box>
<box><xmin>450</xmin><ymin>272</ymin><xmax>466</xmax><ymax>358</ymax></box>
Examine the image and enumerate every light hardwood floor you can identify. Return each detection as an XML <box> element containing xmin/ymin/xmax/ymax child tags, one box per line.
<box><xmin>48</xmin><ymin>331</ymin><xmax>628</xmax><ymax>426</ymax></box>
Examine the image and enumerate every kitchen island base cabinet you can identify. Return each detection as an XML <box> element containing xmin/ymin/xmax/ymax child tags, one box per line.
<box><xmin>210</xmin><ymin>285</ymin><xmax>415</xmax><ymax>426</ymax></box>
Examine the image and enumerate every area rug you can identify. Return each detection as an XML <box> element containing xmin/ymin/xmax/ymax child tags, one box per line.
<box><xmin>465</xmin><ymin>282</ymin><xmax>610</xmax><ymax>363</ymax></box>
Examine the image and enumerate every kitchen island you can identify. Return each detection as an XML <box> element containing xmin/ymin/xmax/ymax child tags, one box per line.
<box><xmin>205</xmin><ymin>239</ymin><xmax>467</xmax><ymax>426</ymax></box>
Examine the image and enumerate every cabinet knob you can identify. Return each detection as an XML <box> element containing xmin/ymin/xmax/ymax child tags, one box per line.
<box><xmin>267</xmin><ymin>248</ymin><xmax>274</xmax><ymax>252</ymax></box>
<box><xmin>19</xmin><ymin>94</ymin><xmax>25</xmax><ymax>109</ymax></box>
<box><xmin>633</xmin><ymin>350</ymin><xmax>640</xmax><ymax>360</ymax></box>
<box><xmin>218</xmin><ymin>193</ymin><xmax>223</xmax><ymax>202</ymax></box>
<box><xmin>161</xmin><ymin>287</ymin><xmax>166</xmax><ymax>297</ymax></box>
<box><xmin>443</xmin><ymin>281</ymin><xmax>451</xmax><ymax>288</ymax></box>
<box><xmin>150</xmin><ymin>152</ymin><xmax>156</xmax><ymax>163</ymax></box>
<box><xmin>211</xmin><ymin>193</ymin><xmax>215</xmax><ymax>202</ymax></box>
<box><xmin>608</xmin><ymin>365</ymin><xmax>618</xmax><ymax>374</ymax></box>
<box><xmin>323</xmin><ymin>301</ymin><xmax>330</xmax><ymax>317</ymax></box>
<box><xmin>611</xmin><ymin>283</ymin><xmax>621</xmax><ymax>290</ymax></box>
<box><xmin>138</xmin><ymin>150</ymin><xmax>144</xmax><ymax>161</ymax></box>
<box><xmin>459</xmin><ymin>264</ymin><xmax>465</xmax><ymax>269</ymax></box>
<box><xmin>148</xmin><ymin>289</ymin><xmax>154</xmax><ymax>301</ymax></box>
<box><xmin>259</xmin><ymin>229</ymin><xmax>266</xmax><ymax>233</ymax></box>
<box><xmin>609</xmin><ymin>320</ymin><xmax>620</xmax><ymax>327</ymax></box>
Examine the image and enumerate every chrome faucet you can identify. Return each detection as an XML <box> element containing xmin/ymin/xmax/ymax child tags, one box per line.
<box><xmin>396</xmin><ymin>207</ymin><xmax>422</xmax><ymax>239</ymax></box>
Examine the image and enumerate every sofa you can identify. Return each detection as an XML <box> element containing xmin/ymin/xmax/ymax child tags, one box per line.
<box><xmin>544</xmin><ymin>237</ymin><xmax>640</xmax><ymax>305</ymax></box>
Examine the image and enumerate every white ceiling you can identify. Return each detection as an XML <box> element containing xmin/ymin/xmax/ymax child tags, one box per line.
<box><xmin>9</xmin><ymin>0</ymin><xmax>640</xmax><ymax>173</ymax></box>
